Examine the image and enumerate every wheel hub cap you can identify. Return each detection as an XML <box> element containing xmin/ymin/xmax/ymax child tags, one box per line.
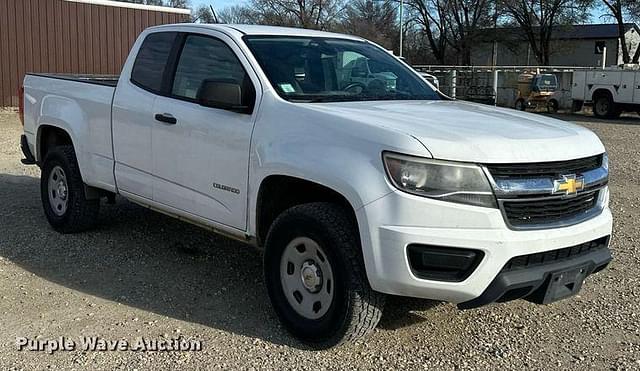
<box><xmin>300</xmin><ymin>261</ymin><xmax>323</xmax><ymax>293</ymax></box>
<box><xmin>279</xmin><ymin>237</ymin><xmax>335</xmax><ymax>319</ymax></box>
<box><xmin>48</xmin><ymin>166</ymin><xmax>69</xmax><ymax>216</ymax></box>
<box><xmin>57</xmin><ymin>182</ymin><xmax>68</xmax><ymax>200</ymax></box>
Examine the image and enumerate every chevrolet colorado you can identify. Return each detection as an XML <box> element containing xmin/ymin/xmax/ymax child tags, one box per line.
<box><xmin>20</xmin><ymin>24</ymin><xmax>612</xmax><ymax>348</ymax></box>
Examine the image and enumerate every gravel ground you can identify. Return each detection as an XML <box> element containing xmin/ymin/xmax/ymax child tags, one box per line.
<box><xmin>0</xmin><ymin>108</ymin><xmax>638</xmax><ymax>370</ymax></box>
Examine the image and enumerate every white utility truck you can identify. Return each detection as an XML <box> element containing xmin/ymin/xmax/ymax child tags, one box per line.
<box><xmin>20</xmin><ymin>24</ymin><xmax>612</xmax><ymax>348</ymax></box>
<box><xmin>572</xmin><ymin>66</ymin><xmax>640</xmax><ymax>118</ymax></box>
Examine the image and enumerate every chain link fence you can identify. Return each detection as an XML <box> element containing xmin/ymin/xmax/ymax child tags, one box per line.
<box><xmin>413</xmin><ymin>66</ymin><xmax>599</xmax><ymax>110</ymax></box>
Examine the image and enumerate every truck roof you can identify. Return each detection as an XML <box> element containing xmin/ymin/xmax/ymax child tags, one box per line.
<box><xmin>148</xmin><ymin>23</ymin><xmax>365</xmax><ymax>41</ymax></box>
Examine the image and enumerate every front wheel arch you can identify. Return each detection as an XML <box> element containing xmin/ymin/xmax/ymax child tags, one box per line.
<box><xmin>255</xmin><ymin>175</ymin><xmax>359</xmax><ymax>247</ymax></box>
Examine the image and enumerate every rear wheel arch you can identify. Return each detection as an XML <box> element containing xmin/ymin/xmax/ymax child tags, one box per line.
<box><xmin>592</xmin><ymin>88</ymin><xmax>613</xmax><ymax>102</ymax></box>
<box><xmin>37</xmin><ymin>125</ymin><xmax>74</xmax><ymax>163</ymax></box>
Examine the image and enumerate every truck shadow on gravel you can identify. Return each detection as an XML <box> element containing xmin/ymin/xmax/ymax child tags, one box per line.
<box><xmin>0</xmin><ymin>174</ymin><xmax>434</xmax><ymax>348</ymax></box>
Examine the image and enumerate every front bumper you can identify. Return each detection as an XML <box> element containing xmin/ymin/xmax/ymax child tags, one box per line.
<box><xmin>458</xmin><ymin>237</ymin><xmax>611</xmax><ymax>309</ymax></box>
<box><xmin>356</xmin><ymin>187</ymin><xmax>613</xmax><ymax>305</ymax></box>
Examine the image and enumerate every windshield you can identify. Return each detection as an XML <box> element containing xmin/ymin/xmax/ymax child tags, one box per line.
<box><xmin>243</xmin><ymin>36</ymin><xmax>440</xmax><ymax>103</ymax></box>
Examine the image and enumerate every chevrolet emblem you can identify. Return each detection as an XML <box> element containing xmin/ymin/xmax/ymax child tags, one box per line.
<box><xmin>553</xmin><ymin>174</ymin><xmax>585</xmax><ymax>196</ymax></box>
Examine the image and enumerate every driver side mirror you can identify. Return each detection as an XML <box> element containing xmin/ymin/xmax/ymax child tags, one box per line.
<box><xmin>197</xmin><ymin>79</ymin><xmax>252</xmax><ymax>114</ymax></box>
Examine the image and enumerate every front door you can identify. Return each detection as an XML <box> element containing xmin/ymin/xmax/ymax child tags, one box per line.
<box><xmin>151</xmin><ymin>32</ymin><xmax>260</xmax><ymax>230</ymax></box>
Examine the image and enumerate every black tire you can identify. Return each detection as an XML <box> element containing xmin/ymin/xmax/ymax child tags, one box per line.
<box><xmin>515</xmin><ymin>98</ymin><xmax>526</xmax><ymax>111</ymax></box>
<box><xmin>547</xmin><ymin>99</ymin><xmax>559</xmax><ymax>113</ymax></box>
<box><xmin>40</xmin><ymin>145</ymin><xmax>100</xmax><ymax>233</ymax></box>
<box><xmin>571</xmin><ymin>100</ymin><xmax>583</xmax><ymax>113</ymax></box>
<box><xmin>593</xmin><ymin>94</ymin><xmax>619</xmax><ymax>118</ymax></box>
<box><xmin>264</xmin><ymin>202</ymin><xmax>385</xmax><ymax>348</ymax></box>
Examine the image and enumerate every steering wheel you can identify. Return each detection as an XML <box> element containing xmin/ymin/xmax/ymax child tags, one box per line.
<box><xmin>342</xmin><ymin>82</ymin><xmax>366</xmax><ymax>94</ymax></box>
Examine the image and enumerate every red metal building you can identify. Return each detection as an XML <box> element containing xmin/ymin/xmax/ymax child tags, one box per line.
<box><xmin>0</xmin><ymin>0</ymin><xmax>190</xmax><ymax>106</ymax></box>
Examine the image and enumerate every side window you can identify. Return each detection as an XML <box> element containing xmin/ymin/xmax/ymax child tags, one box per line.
<box><xmin>171</xmin><ymin>35</ymin><xmax>249</xmax><ymax>101</ymax></box>
<box><xmin>130</xmin><ymin>32</ymin><xmax>177</xmax><ymax>93</ymax></box>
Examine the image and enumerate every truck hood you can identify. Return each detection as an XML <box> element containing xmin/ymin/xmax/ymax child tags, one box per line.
<box><xmin>303</xmin><ymin>100</ymin><xmax>605</xmax><ymax>163</ymax></box>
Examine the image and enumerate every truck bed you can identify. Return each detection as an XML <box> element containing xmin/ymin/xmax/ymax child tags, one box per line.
<box><xmin>22</xmin><ymin>73</ymin><xmax>118</xmax><ymax>193</ymax></box>
<box><xmin>26</xmin><ymin>73</ymin><xmax>119</xmax><ymax>87</ymax></box>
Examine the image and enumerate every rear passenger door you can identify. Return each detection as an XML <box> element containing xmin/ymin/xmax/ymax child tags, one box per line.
<box><xmin>150</xmin><ymin>32</ymin><xmax>260</xmax><ymax>231</ymax></box>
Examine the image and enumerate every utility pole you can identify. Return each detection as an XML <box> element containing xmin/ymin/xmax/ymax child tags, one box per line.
<box><xmin>399</xmin><ymin>0</ymin><xmax>404</xmax><ymax>57</ymax></box>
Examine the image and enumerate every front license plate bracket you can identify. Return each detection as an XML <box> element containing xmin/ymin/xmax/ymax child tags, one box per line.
<box><xmin>541</xmin><ymin>264</ymin><xmax>590</xmax><ymax>304</ymax></box>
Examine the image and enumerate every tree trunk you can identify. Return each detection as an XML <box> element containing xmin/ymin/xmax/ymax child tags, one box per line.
<box><xmin>632</xmin><ymin>42</ymin><xmax>640</xmax><ymax>63</ymax></box>
<box><xmin>616</xmin><ymin>12</ymin><xmax>630</xmax><ymax>63</ymax></box>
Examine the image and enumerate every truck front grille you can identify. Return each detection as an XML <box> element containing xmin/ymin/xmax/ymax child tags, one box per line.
<box><xmin>485</xmin><ymin>155</ymin><xmax>606</xmax><ymax>229</ymax></box>
<box><xmin>501</xmin><ymin>190</ymin><xmax>599</xmax><ymax>227</ymax></box>
<box><xmin>487</xmin><ymin>154</ymin><xmax>602</xmax><ymax>179</ymax></box>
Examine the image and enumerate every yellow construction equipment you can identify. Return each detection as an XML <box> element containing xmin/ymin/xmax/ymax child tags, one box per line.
<box><xmin>514</xmin><ymin>72</ymin><xmax>560</xmax><ymax>113</ymax></box>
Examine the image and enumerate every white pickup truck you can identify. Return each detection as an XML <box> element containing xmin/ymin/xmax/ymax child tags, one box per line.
<box><xmin>572</xmin><ymin>67</ymin><xmax>640</xmax><ymax>118</ymax></box>
<box><xmin>20</xmin><ymin>24</ymin><xmax>612</xmax><ymax>348</ymax></box>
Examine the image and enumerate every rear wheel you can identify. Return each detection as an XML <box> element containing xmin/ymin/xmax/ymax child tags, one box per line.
<box><xmin>547</xmin><ymin>99</ymin><xmax>559</xmax><ymax>113</ymax></box>
<box><xmin>40</xmin><ymin>145</ymin><xmax>99</xmax><ymax>233</ymax></box>
<box><xmin>593</xmin><ymin>94</ymin><xmax>619</xmax><ymax>118</ymax></box>
<box><xmin>264</xmin><ymin>202</ymin><xmax>385</xmax><ymax>348</ymax></box>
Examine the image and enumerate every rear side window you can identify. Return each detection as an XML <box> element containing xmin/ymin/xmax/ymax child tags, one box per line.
<box><xmin>131</xmin><ymin>32</ymin><xmax>177</xmax><ymax>93</ymax></box>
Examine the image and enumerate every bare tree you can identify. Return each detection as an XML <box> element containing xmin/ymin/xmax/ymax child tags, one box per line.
<box><xmin>193</xmin><ymin>5</ymin><xmax>217</xmax><ymax>23</ymax></box>
<box><xmin>246</xmin><ymin>0</ymin><xmax>346</xmax><ymax>30</ymax></box>
<box><xmin>218</xmin><ymin>5</ymin><xmax>260</xmax><ymax>24</ymax></box>
<box><xmin>445</xmin><ymin>0</ymin><xmax>493</xmax><ymax>63</ymax></box>
<box><xmin>601</xmin><ymin>0</ymin><xmax>629</xmax><ymax>62</ymax></box>
<box><xmin>406</xmin><ymin>0</ymin><xmax>492</xmax><ymax>64</ymax></box>
<box><xmin>601</xmin><ymin>0</ymin><xmax>640</xmax><ymax>63</ymax></box>
<box><xmin>164</xmin><ymin>0</ymin><xmax>190</xmax><ymax>7</ymax></box>
<box><xmin>498</xmin><ymin>0</ymin><xmax>594</xmax><ymax>65</ymax></box>
<box><xmin>339</xmin><ymin>0</ymin><xmax>398</xmax><ymax>49</ymax></box>
<box><xmin>111</xmin><ymin>0</ymin><xmax>189</xmax><ymax>7</ymax></box>
<box><xmin>406</xmin><ymin>0</ymin><xmax>449</xmax><ymax>63</ymax></box>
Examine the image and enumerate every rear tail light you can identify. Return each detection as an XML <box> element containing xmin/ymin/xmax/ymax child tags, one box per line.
<box><xmin>18</xmin><ymin>86</ymin><xmax>25</xmax><ymax>126</ymax></box>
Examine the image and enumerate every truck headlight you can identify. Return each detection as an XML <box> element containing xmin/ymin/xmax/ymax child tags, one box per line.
<box><xmin>383</xmin><ymin>152</ymin><xmax>497</xmax><ymax>208</ymax></box>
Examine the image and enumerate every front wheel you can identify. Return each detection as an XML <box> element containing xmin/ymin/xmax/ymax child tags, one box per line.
<box><xmin>264</xmin><ymin>203</ymin><xmax>385</xmax><ymax>348</ymax></box>
<box><xmin>515</xmin><ymin>98</ymin><xmax>526</xmax><ymax>111</ymax></box>
<box><xmin>40</xmin><ymin>145</ymin><xmax>100</xmax><ymax>233</ymax></box>
<box><xmin>547</xmin><ymin>99</ymin><xmax>559</xmax><ymax>113</ymax></box>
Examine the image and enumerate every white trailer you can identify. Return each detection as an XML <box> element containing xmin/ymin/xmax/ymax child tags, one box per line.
<box><xmin>572</xmin><ymin>67</ymin><xmax>640</xmax><ymax>118</ymax></box>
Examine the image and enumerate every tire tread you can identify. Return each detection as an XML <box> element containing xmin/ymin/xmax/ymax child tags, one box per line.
<box><xmin>266</xmin><ymin>202</ymin><xmax>385</xmax><ymax>347</ymax></box>
<box><xmin>41</xmin><ymin>145</ymin><xmax>99</xmax><ymax>233</ymax></box>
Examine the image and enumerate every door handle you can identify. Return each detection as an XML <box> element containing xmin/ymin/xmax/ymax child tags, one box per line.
<box><xmin>154</xmin><ymin>113</ymin><xmax>177</xmax><ymax>125</ymax></box>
